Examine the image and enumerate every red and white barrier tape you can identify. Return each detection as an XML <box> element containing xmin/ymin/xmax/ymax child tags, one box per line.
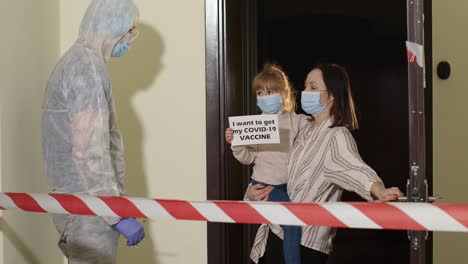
<box><xmin>406</xmin><ymin>41</ymin><xmax>424</xmax><ymax>68</ymax></box>
<box><xmin>0</xmin><ymin>193</ymin><xmax>467</xmax><ymax>232</ymax></box>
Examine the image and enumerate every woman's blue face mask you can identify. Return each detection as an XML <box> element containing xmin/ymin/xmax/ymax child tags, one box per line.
<box><xmin>301</xmin><ymin>91</ymin><xmax>327</xmax><ymax>117</ymax></box>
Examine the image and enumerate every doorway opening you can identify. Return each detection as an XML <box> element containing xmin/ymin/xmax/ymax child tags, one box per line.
<box><xmin>205</xmin><ymin>0</ymin><xmax>433</xmax><ymax>263</ymax></box>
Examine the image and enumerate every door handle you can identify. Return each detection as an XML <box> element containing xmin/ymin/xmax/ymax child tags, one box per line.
<box><xmin>397</xmin><ymin>195</ymin><xmax>441</xmax><ymax>203</ymax></box>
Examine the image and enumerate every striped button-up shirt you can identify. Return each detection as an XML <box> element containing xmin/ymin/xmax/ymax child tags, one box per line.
<box><xmin>250</xmin><ymin>118</ymin><xmax>383</xmax><ymax>263</ymax></box>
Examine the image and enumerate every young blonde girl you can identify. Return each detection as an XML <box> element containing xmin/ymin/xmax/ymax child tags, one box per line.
<box><xmin>225</xmin><ymin>64</ymin><xmax>308</xmax><ymax>264</ymax></box>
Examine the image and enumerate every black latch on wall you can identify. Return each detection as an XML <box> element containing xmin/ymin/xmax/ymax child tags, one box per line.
<box><xmin>437</xmin><ymin>61</ymin><xmax>451</xmax><ymax>80</ymax></box>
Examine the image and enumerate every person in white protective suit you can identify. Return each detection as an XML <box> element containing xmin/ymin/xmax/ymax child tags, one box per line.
<box><xmin>42</xmin><ymin>0</ymin><xmax>144</xmax><ymax>263</ymax></box>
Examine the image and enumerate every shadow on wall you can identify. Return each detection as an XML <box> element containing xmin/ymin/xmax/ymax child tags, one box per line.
<box><xmin>0</xmin><ymin>218</ymin><xmax>41</xmax><ymax>264</ymax></box>
<box><xmin>109</xmin><ymin>23</ymin><xmax>165</xmax><ymax>264</ymax></box>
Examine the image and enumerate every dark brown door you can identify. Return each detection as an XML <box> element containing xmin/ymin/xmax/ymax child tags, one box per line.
<box><xmin>206</xmin><ymin>1</ymin><xmax>433</xmax><ymax>263</ymax></box>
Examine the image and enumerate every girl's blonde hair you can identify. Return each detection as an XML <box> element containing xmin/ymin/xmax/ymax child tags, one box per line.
<box><xmin>252</xmin><ymin>64</ymin><xmax>296</xmax><ymax>113</ymax></box>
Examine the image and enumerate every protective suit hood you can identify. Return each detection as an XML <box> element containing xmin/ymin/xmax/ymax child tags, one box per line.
<box><xmin>78</xmin><ymin>0</ymin><xmax>139</xmax><ymax>62</ymax></box>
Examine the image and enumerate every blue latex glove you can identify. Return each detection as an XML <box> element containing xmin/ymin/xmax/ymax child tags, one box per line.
<box><xmin>113</xmin><ymin>218</ymin><xmax>145</xmax><ymax>246</ymax></box>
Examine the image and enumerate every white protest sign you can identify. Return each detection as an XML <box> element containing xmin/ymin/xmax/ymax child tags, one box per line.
<box><xmin>228</xmin><ymin>115</ymin><xmax>280</xmax><ymax>146</ymax></box>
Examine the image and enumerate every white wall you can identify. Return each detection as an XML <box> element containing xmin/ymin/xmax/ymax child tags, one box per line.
<box><xmin>0</xmin><ymin>0</ymin><xmax>65</xmax><ymax>263</ymax></box>
<box><xmin>59</xmin><ymin>1</ymin><xmax>207</xmax><ymax>263</ymax></box>
<box><xmin>433</xmin><ymin>0</ymin><xmax>468</xmax><ymax>263</ymax></box>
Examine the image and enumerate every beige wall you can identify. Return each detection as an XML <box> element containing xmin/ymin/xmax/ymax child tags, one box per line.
<box><xmin>433</xmin><ymin>0</ymin><xmax>468</xmax><ymax>263</ymax></box>
<box><xmin>0</xmin><ymin>0</ymin><xmax>65</xmax><ymax>263</ymax></box>
<box><xmin>59</xmin><ymin>1</ymin><xmax>207</xmax><ymax>263</ymax></box>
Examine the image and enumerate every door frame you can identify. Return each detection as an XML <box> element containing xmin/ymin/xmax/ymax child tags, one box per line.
<box><xmin>205</xmin><ymin>0</ymin><xmax>258</xmax><ymax>263</ymax></box>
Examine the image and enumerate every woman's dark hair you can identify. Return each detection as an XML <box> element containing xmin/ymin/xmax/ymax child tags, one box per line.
<box><xmin>311</xmin><ymin>63</ymin><xmax>359</xmax><ymax>130</ymax></box>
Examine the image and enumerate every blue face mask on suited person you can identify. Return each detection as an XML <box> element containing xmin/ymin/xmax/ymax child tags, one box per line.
<box><xmin>257</xmin><ymin>93</ymin><xmax>283</xmax><ymax>114</ymax></box>
<box><xmin>112</xmin><ymin>35</ymin><xmax>132</xmax><ymax>57</ymax></box>
<box><xmin>301</xmin><ymin>91</ymin><xmax>327</xmax><ymax>117</ymax></box>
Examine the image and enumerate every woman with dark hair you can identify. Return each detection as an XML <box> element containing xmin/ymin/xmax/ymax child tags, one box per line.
<box><xmin>247</xmin><ymin>64</ymin><xmax>403</xmax><ymax>264</ymax></box>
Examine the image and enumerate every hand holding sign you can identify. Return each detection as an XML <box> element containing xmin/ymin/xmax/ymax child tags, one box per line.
<box><xmin>228</xmin><ymin>115</ymin><xmax>280</xmax><ymax>146</ymax></box>
<box><xmin>225</xmin><ymin>128</ymin><xmax>234</xmax><ymax>144</ymax></box>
